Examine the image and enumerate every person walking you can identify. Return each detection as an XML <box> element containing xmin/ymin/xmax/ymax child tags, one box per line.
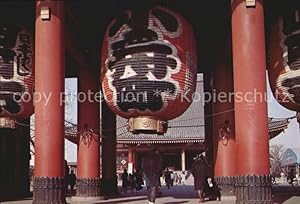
<box><xmin>142</xmin><ymin>146</ymin><xmax>162</xmax><ymax>204</ymax></box>
<box><xmin>128</xmin><ymin>173</ymin><xmax>135</xmax><ymax>192</ymax></box>
<box><xmin>134</xmin><ymin>170</ymin><xmax>144</xmax><ymax>191</ymax></box>
<box><xmin>191</xmin><ymin>154</ymin><xmax>209</xmax><ymax>202</ymax></box>
<box><xmin>67</xmin><ymin>170</ymin><xmax>76</xmax><ymax>195</ymax></box>
<box><xmin>121</xmin><ymin>168</ymin><xmax>129</xmax><ymax>193</ymax></box>
<box><xmin>181</xmin><ymin>171</ymin><xmax>186</xmax><ymax>185</ymax></box>
<box><xmin>64</xmin><ymin>160</ymin><xmax>70</xmax><ymax>196</ymax></box>
<box><xmin>178</xmin><ymin>174</ymin><xmax>182</xmax><ymax>184</ymax></box>
<box><xmin>164</xmin><ymin>168</ymin><xmax>172</xmax><ymax>189</ymax></box>
<box><xmin>174</xmin><ymin>172</ymin><xmax>178</xmax><ymax>185</ymax></box>
<box><xmin>287</xmin><ymin>168</ymin><xmax>295</xmax><ymax>186</ymax></box>
<box><xmin>170</xmin><ymin>171</ymin><xmax>174</xmax><ymax>186</ymax></box>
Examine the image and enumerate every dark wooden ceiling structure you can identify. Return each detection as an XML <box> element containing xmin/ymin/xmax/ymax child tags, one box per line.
<box><xmin>64</xmin><ymin>0</ymin><xmax>231</xmax><ymax>76</ymax></box>
<box><xmin>0</xmin><ymin>0</ymin><xmax>294</xmax><ymax>77</ymax></box>
<box><xmin>0</xmin><ymin>0</ymin><xmax>230</xmax><ymax>78</ymax></box>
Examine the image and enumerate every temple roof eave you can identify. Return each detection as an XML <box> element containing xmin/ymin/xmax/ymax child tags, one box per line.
<box><xmin>65</xmin><ymin>117</ymin><xmax>291</xmax><ymax>145</ymax></box>
<box><xmin>116</xmin><ymin>139</ymin><xmax>205</xmax><ymax>144</ymax></box>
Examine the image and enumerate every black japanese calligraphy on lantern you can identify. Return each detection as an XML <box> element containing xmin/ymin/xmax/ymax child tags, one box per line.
<box><xmin>16</xmin><ymin>33</ymin><xmax>32</xmax><ymax>76</ymax></box>
<box><xmin>106</xmin><ymin>8</ymin><xmax>182</xmax><ymax>112</ymax></box>
<box><xmin>275</xmin><ymin>9</ymin><xmax>300</xmax><ymax>105</ymax></box>
<box><xmin>0</xmin><ymin>25</ymin><xmax>28</xmax><ymax>115</ymax></box>
<box><xmin>0</xmin><ymin>24</ymin><xmax>19</xmax><ymax>79</ymax></box>
<box><xmin>282</xmin><ymin>8</ymin><xmax>300</xmax><ymax>70</ymax></box>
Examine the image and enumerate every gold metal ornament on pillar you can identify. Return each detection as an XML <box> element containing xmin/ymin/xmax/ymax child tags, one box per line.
<box><xmin>40</xmin><ymin>6</ymin><xmax>51</xmax><ymax>20</ymax></box>
<box><xmin>0</xmin><ymin>117</ymin><xmax>16</xmax><ymax>129</ymax></box>
<box><xmin>245</xmin><ymin>0</ymin><xmax>256</xmax><ymax>7</ymax></box>
<box><xmin>218</xmin><ymin>120</ymin><xmax>231</xmax><ymax>146</ymax></box>
<box><xmin>79</xmin><ymin>124</ymin><xmax>95</xmax><ymax>146</ymax></box>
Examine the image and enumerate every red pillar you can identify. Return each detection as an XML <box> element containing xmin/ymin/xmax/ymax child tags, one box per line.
<box><xmin>33</xmin><ymin>1</ymin><xmax>65</xmax><ymax>203</ymax></box>
<box><xmin>128</xmin><ymin>145</ymin><xmax>134</xmax><ymax>174</ymax></box>
<box><xmin>75</xmin><ymin>67</ymin><xmax>100</xmax><ymax>199</ymax></box>
<box><xmin>101</xmin><ymin>101</ymin><xmax>117</xmax><ymax>196</ymax></box>
<box><xmin>132</xmin><ymin>148</ymin><xmax>136</xmax><ymax>171</ymax></box>
<box><xmin>213</xmin><ymin>62</ymin><xmax>236</xmax><ymax>195</ymax></box>
<box><xmin>232</xmin><ymin>0</ymin><xmax>271</xmax><ymax>203</ymax></box>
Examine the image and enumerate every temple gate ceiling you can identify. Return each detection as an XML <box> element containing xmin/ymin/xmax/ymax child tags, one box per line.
<box><xmin>0</xmin><ymin>0</ymin><xmax>289</xmax><ymax>77</ymax></box>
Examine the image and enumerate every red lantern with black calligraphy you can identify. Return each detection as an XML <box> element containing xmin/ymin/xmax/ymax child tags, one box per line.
<box><xmin>268</xmin><ymin>7</ymin><xmax>300</xmax><ymax>111</ymax></box>
<box><xmin>0</xmin><ymin>24</ymin><xmax>34</xmax><ymax>128</ymax></box>
<box><xmin>101</xmin><ymin>6</ymin><xmax>197</xmax><ymax>134</ymax></box>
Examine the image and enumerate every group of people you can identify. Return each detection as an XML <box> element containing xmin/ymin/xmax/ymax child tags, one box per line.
<box><xmin>164</xmin><ymin>169</ymin><xmax>186</xmax><ymax>188</ymax></box>
<box><xmin>140</xmin><ymin>146</ymin><xmax>220</xmax><ymax>204</ymax></box>
<box><xmin>121</xmin><ymin>169</ymin><xmax>144</xmax><ymax>193</ymax></box>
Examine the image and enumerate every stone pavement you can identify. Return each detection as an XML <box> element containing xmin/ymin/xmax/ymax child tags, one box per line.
<box><xmin>0</xmin><ymin>184</ymin><xmax>235</xmax><ymax>204</ymax></box>
<box><xmin>2</xmin><ymin>178</ymin><xmax>300</xmax><ymax>204</ymax></box>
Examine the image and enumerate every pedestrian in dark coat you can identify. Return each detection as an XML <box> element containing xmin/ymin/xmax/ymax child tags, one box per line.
<box><xmin>67</xmin><ymin>170</ymin><xmax>76</xmax><ymax>194</ymax></box>
<box><xmin>121</xmin><ymin>169</ymin><xmax>129</xmax><ymax>193</ymax></box>
<box><xmin>164</xmin><ymin>168</ymin><xmax>172</xmax><ymax>189</ymax></box>
<box><xmin>191</xmin><ymin>154</ymin><xmax>209</xmax><ymax>202</ymax></box>
<box><xmin>142</xmin><ymin>146</ymin><xmax>162</xmax><ymax>204</ymax></box>
<box><xmin>203</xmin><ymin>177</ymin><xmax>221</xmax><ymax>201</ymax></box>
<box><xmin>135</xmin><ymin>170</ymin><xmax>144</xmax><ymax>191</ymax></box>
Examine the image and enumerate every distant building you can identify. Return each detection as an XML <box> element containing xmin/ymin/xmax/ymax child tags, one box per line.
<box><xmin>282</xmin><ymin>148</ymin><xmax>300</xmax><ymax>167</ymax></box>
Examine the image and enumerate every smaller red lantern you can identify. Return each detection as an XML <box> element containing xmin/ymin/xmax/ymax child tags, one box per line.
<box><xmin>268</xmin><ymin>8</ymin><xmax>300</xmax><ymax>111</ymax></box>
<box><xmin>0</xmin><ymin>24</ymin><xmax>34</xmax><ymax>128</ymax></box>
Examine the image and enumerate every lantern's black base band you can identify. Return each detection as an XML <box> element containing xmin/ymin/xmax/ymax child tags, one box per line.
<box><xmin>235</xmin><ymin>175</ymin><xmax>273</xmax><ymax>204</ymax></box>
<box><xmin>33</xmin><ymin>177</ymin><xmax>66</xmax><ymax>204</ymax></box>
<box><xmin>215</xmin><ymin>176</ymin><xmax>235</xmax><ymax>196</ymax></box>
<box><xmin>76</xmin><ymin>178</ymin><xmax>101</xmax><ymax>197</ymax></box>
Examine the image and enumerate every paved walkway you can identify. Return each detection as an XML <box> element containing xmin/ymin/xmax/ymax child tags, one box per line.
<box><xmin>0</xmin><ymin>184</ymin><xmax>234</xmax><ymax>204</ymax></box>
<box><xmin>2</xmin><ymin>178</ymin><xmax>300</xmax><ymax>204</ymax></box>
<box><xmin>89</xmin><ymin>184</ymin><xmax>235</xmax><ymax>204</ymax></box>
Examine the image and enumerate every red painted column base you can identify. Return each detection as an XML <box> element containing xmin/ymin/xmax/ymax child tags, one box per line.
<box><xmin>75</xmin><ymin>178</ymin><xmax>101</xmax><ymax>198</ymax></box>
<box><xmin>33</xmin><ymin>177</ymin><xmax>66</xmax><ymax>204</ymax></box>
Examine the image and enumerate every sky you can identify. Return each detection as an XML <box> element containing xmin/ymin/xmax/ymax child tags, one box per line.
<box><xmin>30</xmin><ymin>75</ymin><xmax>300</xmax><ymax>165</ymax></box>
<box><xmin>64</xmin><ymin>78</ymin><xmax>78</xmax><ymax>163</ymax></box>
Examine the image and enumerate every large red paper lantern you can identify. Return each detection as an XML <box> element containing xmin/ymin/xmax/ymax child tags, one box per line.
<box><xmin>268</xmin><ymin>7</ymin><xmax>300</xmax><ymax>111</ymax></box>
<box><xmin>0</xmin><ymin>24</ymin><xmax>34</xmax><ymax>128</ymax></box>
<box><xmin>101</xmin><ymin>6</ymin><xmax>197</xmax><ymax>133</ymax></box>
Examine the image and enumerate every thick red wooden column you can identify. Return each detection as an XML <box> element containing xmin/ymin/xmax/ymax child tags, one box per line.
<box><xmin>232</xmin><ymin>0</ymin><xmax>271</xmax><ymax>203</ymax></box>
<box><xmin>213</xmin><ymin>62</ymin><xmax>236</xmax><ymax>196</ymax></box>
<box><xmin>132</xmin><ymin>148</ymin><xmax>136</xmax><ymax>171</ymax></box>
<box><xmin>75</xmin><ymin>68</ymin><xmax>100</xmax><ymax>199</ymax></box>
<box><xmin>101</xmin><ymin>101</ymin><xmax>117</xmax><ymax>196</ymax></box>
<box><xmin>33</xmin><ymin>1</ymin><xmax>65</xmax><ymax>203</ymax></box>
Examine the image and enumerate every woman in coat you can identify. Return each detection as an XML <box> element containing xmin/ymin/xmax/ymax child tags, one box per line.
<box><xmin>142</xmin><ymin>146</ymin><xmax>162</xmax><ymax>204</ymax></box>
<box><xmin>191</xmin><ymin>154</ymin><xmax>209</xmax><ymax>202</ymax></box>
